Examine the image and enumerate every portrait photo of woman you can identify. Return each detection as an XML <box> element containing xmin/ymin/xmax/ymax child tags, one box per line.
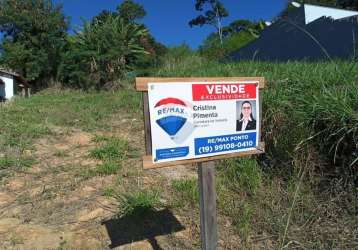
<box><xmin>236</xmin><ymin>100</ymin><xmax>257</xmax><ymax>131</ymax></box>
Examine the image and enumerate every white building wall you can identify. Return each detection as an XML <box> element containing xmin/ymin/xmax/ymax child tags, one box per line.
<box><xmin>304</xmin><ymin>4</ymin><xmax>358</xmax><ymax>24</ymax></box>
<box><xmin>0</xmin><ymin>75</ymin><xmax>14</xmax><ymax>100</ymax></box>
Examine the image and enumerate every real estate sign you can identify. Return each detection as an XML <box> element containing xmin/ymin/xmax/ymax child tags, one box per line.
<box><xmin>148</xmin><ymin>81</ymin><xmax>260</xmax><ymax>163</ymax></box>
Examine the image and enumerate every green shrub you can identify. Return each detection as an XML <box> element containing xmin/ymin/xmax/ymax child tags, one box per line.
<box><xmin>0</xmin><ymin>155</ymin><xmax>35</xmax><ymax>170</ymax></box>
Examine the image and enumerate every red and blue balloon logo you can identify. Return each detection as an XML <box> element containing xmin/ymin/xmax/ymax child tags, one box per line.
<box><xmin>155</xmin><ymin>97</ymin><xmax>189</xmax><ymax>137</ymax></box>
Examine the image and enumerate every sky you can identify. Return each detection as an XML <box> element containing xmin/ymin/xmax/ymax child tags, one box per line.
<box><xmin>55</xmin><ymin>0</ymin><xmax>288</xmax><ymax>48</ymax></box>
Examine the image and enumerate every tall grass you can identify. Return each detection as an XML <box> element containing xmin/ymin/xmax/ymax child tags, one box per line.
<box><xmin>155</xmin><ymin>55</ymin><xmax>358</xmax><ymax>184</ymax></box>
<box><xmin>157</xmin><ymin>55</ymin><xmax>357</xmax><ymax>247</ymax></box>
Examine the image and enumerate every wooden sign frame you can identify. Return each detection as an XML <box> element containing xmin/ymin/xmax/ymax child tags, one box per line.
<box><xmin>136</xmin><ymin>77</ymin><xmax>265</xmax><ymax>169</ymax></box>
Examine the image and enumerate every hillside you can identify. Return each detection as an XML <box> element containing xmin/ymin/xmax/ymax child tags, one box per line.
<box><xmin>0</xmin><ymin>60</ymin><xmax>357</xmax><ymax>249</ymax></box>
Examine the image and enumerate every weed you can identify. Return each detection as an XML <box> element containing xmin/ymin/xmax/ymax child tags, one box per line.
<box><xmin>219</xmin><ymin>158</ymin><xmax>262</xmax><ymax>195</ymax></box>
<box><xmin>57</xmin><ymin>240</ymin><xmax>68</xmax><ymax>250</ymax></box>
<box><xmin>76</xmin><ymin>169</ymin><xmax>94</xmax><ymax>180</ymax></box>
<box><xmin>102</xmin><ymin>186</ymin><xmax>116</xmax><ymax>197</ymax></box>
<box><xmin>42</xmin><ymin>188</ymin><xmax>57</xmax><ymax>200</ymax></box>
<box><xmin>77</xmin><ymin>161</ymin><xmax>122</xmax><ymax>178</ymax></box>
<box><xmin>234</xmin><ymin>203</ymin><xmax>253</xmax><ymax>245</ymax></box>
<box><xmin>119</xmin><ymin>189</ymin><xmax>160</xmax><ymax>217</ymax></box>
<box><xmin>95</xmin><ymin>161</ymin><xmax>122</xmax><ymax>176</ymax></box>
<box><xmin>90</xmin><ymin>137</ymin><xmax>130</xmax><ymax>161</ymax></box>
<box><xmin>0</xmin><ymin>155</ymin><xmax>35</xmax><ymax>170</ymax></box>
<box><xmin>9</xmin><ymin>235</ymin><xmax>24</xmax><ymax>246</ymax></box>
<box><xmin>16</xmin><ymin>193</ymin><xmax>32</xmax><ymax>205</ymax></box>
<box><xmin>171</xmin><ymin>178</ymin><xmax>199</xmax><ymax>208</ymax></box>
<box><xmin>92</xmin><ymin>134</ymin><xmax>110</xmax><ymax>143</ymax></box>
<box><xmin>115</xmin><ymin>175</ymin><xmax>123</xmax><ymax>185</ymax></box>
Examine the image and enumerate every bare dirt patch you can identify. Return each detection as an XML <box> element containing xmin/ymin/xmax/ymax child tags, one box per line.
<box><xmin>0</xmin><ymin>128</ymin><xmax>114</xmax><ymax>248</ymax></box>
<box><xmin>0</xmin><ymin>116</ymin><xmax>249</xmax><ymax>249</ymax></box>
<box><xmin>156</xmin><ymin>164</ymin><xmax>197</xmax><ymax>181</ymax></box>
<box><xmin>0</xmin><ymin>192</ymin><xmax>15</xmax><ymax>206</ymax></box>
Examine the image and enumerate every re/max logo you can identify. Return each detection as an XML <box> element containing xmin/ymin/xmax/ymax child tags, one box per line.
<box><xmin>157</xmin><ymin>107</ymin><xmax>185</xmax><ymax>116</ymax></box>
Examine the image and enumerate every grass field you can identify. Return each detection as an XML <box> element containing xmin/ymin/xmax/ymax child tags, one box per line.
<box><xmin>157</xmin><ymin>56</ymin><xmax>358</xmax><ymax>181</ymax></box>
<box><xmin>0</xmin><ymin>60</ymin><xmax>357</xmax><ymax>249</ymax></box>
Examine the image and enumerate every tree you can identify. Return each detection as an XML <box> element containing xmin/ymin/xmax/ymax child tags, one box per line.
<box><xmin>199</xmin><ymin>30</ymin><xmax>256</xmax><ymax>59</ymax></box>
<box><xmin>93</xmin><ymin>0</ymin><xmax>146</xmax><ymax>25</ymax></box>
<box><xmin>189</xmin><ymin>0</ymin><xmax>229</xmax><ymax>45</ymax></box>
<box><xmin>199</xmin><ymin>19</ymin><xmax>264</xmax><ymax>60</ymax></box>
<box><xmin>59</xmin><ymin>16</ymin><xmax>148</xmax><ymax>90</ymax></box>
<box><xmin>92</xmin><ymin>10</ymin><xmax>116</xmax><ymax>25</ymax></box>
<box><xmin>223</xmin><ymin>20</ymin><xmax>266</xmax><ymax>38</ymax></box>
<box><xmin>0</xmin><ymin>0</ymin><xmax>68</xmax><ymax>88</ymax></box>
<box><xmin>91</xmin><ymin>0</ymin><xmax>166</xmax><ymax>72</ymax></box>
<box><xmin>116</xmin><ymin>0</ymin><xmax>146</xmax><ymax>23</ymax></box>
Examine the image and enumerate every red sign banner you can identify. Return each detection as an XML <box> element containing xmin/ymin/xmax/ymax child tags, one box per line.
<box><xmin>192</xmin><ymin>83</ymin><xmax>257</xmax><ymax>101</ymax></box>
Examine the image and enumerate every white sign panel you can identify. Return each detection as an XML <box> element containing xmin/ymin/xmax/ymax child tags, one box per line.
<box><xmin>148</xmin><ymin>81</ymin><xmax>260</xmax><ymax>163</ymax></box>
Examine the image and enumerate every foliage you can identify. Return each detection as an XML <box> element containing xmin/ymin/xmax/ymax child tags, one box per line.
<box><xmin>59</xmin><ymin>0</ymin><xmax>165</xmax><ymax>89</ymax></box>
<box><xmin>189</xmin><ymin>0</ymin><xmax>229</xmax><ymax>44</ymax></box>
<box><xmin>156</xmin><ymin>44</ymin><xmax>203</xmax><ymax>75</ymax></box>
<box><xmin>223</xmin><ymin>19</ymin><xmax>266</xmax><ymax>38</ymax></box>
<box><xmin>160</xmin><ymin>44</ymin><xmax>194</xmax><ymax>65</ymax></box>
<box><xmin>200</xmin><ymin>30</ymin><xmax>256</xmax><ymax>59</ymax></box>
<box><xmin>199</xmin><ymin>19</ymin><xmax>265</xmax><ymax>60</ymax></box>
<box><xmin>58</xmin><ymin>16</ymin><xmax>148</xmax><ymax>90</ymax></box>
<box><xmin>116</xmin><ymin>0</ymin><xmax>146</xmax><ymax>23</ymax></box>
<box><xmin>0</xmin><ymin>155</ymin><xmax>35</xmax><ymax>169</ymax></box>
<box><xmin>102</xmin><ymin>186</ymin><xmax>116</xmax><ymax>197</ymax></box>
<box><xmin>0</xmin><ymin>0</ymin><xmax>68</xmax><ymax>87</ymax></box>
<box><xmin>93</xmin><ymin>0</ymin><xmax>166</xmax><ymax>74</ymax></box>
<box><xmin>119</xmin><ymin>189</ymin><xmax>160</xmax><ymax>217</ymax></box>
<box><xmin>0</xmin><ymin>0</ymin><xmax>164</xmax><ymax>89</ymax></box>
<box><xmin>92</xmin><ymin>0</ymin><xmax>146</xmax><ymax>26</ymax></box>
<box><xmin>91</xmin><ymin>10</ymin><xmax>115</xmax><ymax>25</ymax></box>
<box><xmin>133</xmin><ymin>34</ymin><xmax>168</xmax><ymax>74</ymax></box>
